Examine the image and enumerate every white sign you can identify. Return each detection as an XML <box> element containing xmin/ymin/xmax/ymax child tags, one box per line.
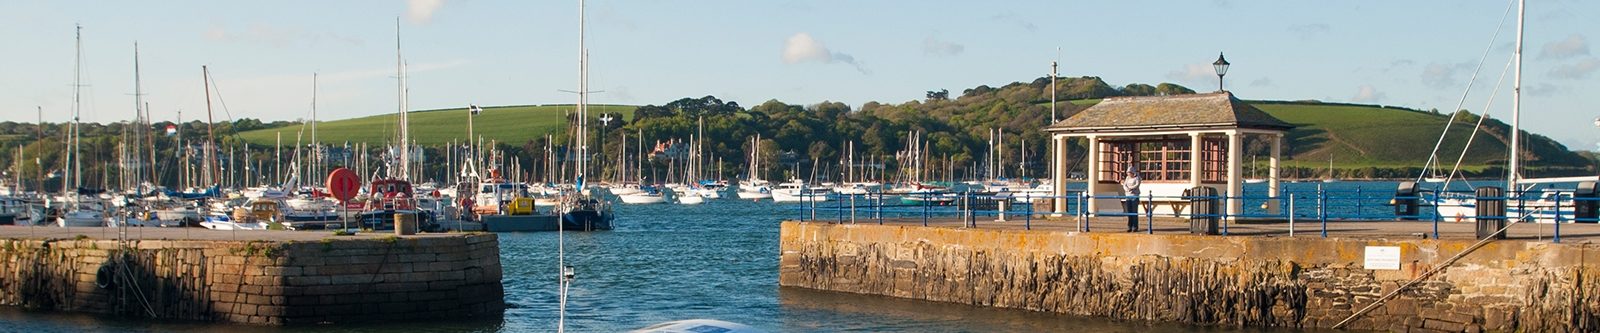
<box><xmin>1364</xmin><ymin>246</ymin><xmax>1402</xmax><ymax>270</ymax></box>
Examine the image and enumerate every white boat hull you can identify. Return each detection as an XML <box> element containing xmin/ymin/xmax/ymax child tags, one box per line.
<box><xmin>619</xmin><ymin>193</ymin><xmax>667</xmax><ymax>204</ymax></box>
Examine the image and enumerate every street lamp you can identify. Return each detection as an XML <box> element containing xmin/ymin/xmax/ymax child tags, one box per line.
<box><xmin>1213</xmin><ymin>52</ymin><xmax>1230</xmax><ymax>92</ymax></box>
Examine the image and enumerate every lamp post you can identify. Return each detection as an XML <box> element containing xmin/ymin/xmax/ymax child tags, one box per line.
<box><xmin>1213</xmin><ymin>52</ymin><xmax>1231</xmax><ymax>92</ymax></box>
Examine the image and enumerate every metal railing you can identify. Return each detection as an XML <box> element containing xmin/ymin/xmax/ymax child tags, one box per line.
<box><xmin>789</xmin><ymin>186</ymin><xmax>1600</xmax><ymax>243</ymax></box>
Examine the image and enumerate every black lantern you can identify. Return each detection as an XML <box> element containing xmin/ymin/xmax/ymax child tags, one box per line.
<box><xmin>1212</xmin><ymin>52</ymin><xmax>1230</xmax><ymax>92</ymax></box>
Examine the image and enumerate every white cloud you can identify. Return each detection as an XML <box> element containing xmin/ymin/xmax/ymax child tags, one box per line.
<box><xmin>781</xmin><ymin>32</ymin><xmax>867</xmax><ymax>74</ymax></box>
<box><xmin>1164</xmin><ymin>63</ymin><xmax>1215</xmax><ymax>87</ymax></box>
<box><xmin>1249</xmin><ymin>77</ymin><xmax>1273</xmax><ymax>87</ymax></box>
<box><xmin>989</xmin><ymin>13</ymin><xmax>1037</xmax><ymax>33</ymax></box>
<box><xmin>1540</xmin><ymin>34</ymin><xmax>1589</xmax><ymax>60</ymax></box>
<box><xmin>1550</xmin><ymin>58</ymin><xmax>1600</xmax><ymax>79</ymax></box>
<box><xmin>1420</xmin><ymin>62</ymin><xmax>1471</xmax><ymax>89</ymax></box>
<box><xmin>407</xmin><ymin>0</ymin><xmax>445</xmax><ymax>24</ymax></box>
<box><xmin>1352</xmin><ymin>85</ymin><xmax>1386</xmax><ymax>103</ymax></box>
<box><xmin>922</xmin><ymin>37</ymin><xmax>964</xmax><ymax>57</ymax></box>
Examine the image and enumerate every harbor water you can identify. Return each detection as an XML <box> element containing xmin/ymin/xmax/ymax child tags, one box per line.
<box><xmin>0</xmin><ymin>181</ymin><xmax>1476</xmax><ymax>332</ymax></box>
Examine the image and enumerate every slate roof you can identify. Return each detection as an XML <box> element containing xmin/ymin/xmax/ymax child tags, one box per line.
<box><xmin>1046</xmin><ymin>91</ymin><xmax>1294</xmax><ymax>134</ymax></box>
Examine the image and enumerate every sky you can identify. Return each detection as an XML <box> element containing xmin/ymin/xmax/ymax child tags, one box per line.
<box><xmin>1</xmin><ymin>0</ymin><xmax>1597</xmax><ymax>148</ymax></box>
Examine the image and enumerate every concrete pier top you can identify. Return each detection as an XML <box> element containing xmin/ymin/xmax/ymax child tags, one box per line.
<box><xmin>0</xmin><ymin>226</ymin><xmax>475</xmax><ymax>242</ymax></box>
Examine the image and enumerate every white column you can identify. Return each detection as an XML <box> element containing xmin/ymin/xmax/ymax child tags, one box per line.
<box><xmin>1085</xmin><ymin>135</ymin><xmax>1100</xmax><ymax>214</ymax></box>
<box><xmin>1226</xmin><ymin>130</ymin><xmax>1243</xmax><ymax>220</ymax></box>
<box><xmin>1189</xmin><ymin>132</ymin><xmax>1203</xmax><ymax>189</ymax></box>
<box><xmin>1267</xmin><ymin>133</ymin><xmax>1282</xmax><ymax>214</ymax></box>
<box><xmin>1052</xmin><ymin>135</ymin><xmax>1068</xmax><ymax>215</ymax></box>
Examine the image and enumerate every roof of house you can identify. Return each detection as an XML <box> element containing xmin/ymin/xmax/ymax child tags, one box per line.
<box><xmin>1046</xmin><ymin>91</ymin><xmax>1294</xmax><ymax>134</ymax></box>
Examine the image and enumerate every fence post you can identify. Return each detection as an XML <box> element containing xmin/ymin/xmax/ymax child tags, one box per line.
<box><xmin>1025</xmin><ymin>195</ymin><xmax>1033</xmax><ymax>230</ymax></box>
<box><xmin>1355</xmin><ymin>187</ymin><xmax>1363</xmax><ymax>218</ymax></box>
<box><xmin>1220</xmin><ymin>191</ymin><xmax>1229</xmax><ymax>236</ymax></box>
<box><xmin>1555</xmin><ymin>193</ymin><xmax>1563</xmax><ymax>243</ymax></box>
<box><xmin>1288</xmin><ymin>194</ymin><xmax>1296</xmax><ymax>237</ymax></box>
<box><xmin>1431</xmin><ymin>191</ymin><xmax>1440</xmax><ymax>239</ymax></box>
<box><xmin>876</xmin><ymin>191</ymin><xmax>883</xmax><ymax>225</ymax></box>
<box><xmin>836</xmin><ymin>192</ymin><xmax>843</xmax><ymax>224</ymax></box>
<box><xmin>1146</xmin><ymin>192</ymin><xmax>1154</xmax><ymax>234</ymax></box>
<box><xmin>1319</xmin><ymin>185</ymin><xmax>1328</xmax><ymax>238</ymax></box>
<box><xmin>922</xmin><ymin>192</ymin><xmax>929</xmax><ymax>227</ymax></box>
<box><xmin>1081</xmin><ymin>192</ymin><xmax>1091</xmax><ymax>232</ymax></box>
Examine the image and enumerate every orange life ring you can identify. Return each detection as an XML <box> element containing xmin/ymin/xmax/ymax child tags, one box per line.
<box><xmin>1454</xmin><ymin>213</ymin><xmax>1465</xmax><ymax>222</ymax></box>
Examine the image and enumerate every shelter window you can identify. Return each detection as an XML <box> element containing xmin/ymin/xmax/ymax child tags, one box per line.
<box><xmin>1137</xmin><ymin>140</ymin><xmax>1190</xmax><ymax>182</ymax></box>
<box><xmin>1200</xmin><ymin>138</ymin><xmax>1228</xmax><ymax>182</ymax></box>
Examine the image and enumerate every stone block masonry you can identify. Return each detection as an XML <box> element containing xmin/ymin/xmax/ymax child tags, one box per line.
<box><xmin>779</xmin><ymin>221</ymin><xmax>1600</xmax><ymax>332</ymax></box>
<box><xmin>0</xmin><ymin>232</ymin><xmax>503</xmax><ymax>325</ymax></box>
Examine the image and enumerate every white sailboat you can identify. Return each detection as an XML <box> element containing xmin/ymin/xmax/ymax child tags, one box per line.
<box><xmin>1431</xmin><ymin>0</ymin><xmax>1585</xmax><ymax>223</ymax></box>
<box><xmin>56</xmin><ymin>25</ymin><xmax>107</xmax><ymax>228</ymax></box>
<box><xmin>736</xmin><ymin>135</ymin><xmax>772</xmax><ymax>200</ymax></box>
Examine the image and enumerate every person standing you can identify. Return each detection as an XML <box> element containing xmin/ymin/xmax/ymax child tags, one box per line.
<box><xmin>1121</xmin><ymin>164</ymin><xmax>1141</xmax><ymax>232</ymax></box>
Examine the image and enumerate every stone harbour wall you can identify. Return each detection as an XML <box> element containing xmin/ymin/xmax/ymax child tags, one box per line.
<box><xmin>779</xmin><ymin>222</ymin><xmax>1600</xmax><ymax>332</ymax></box>
<box><xmin>0</xmin><ymin>234</ymin><xmax>503</xmax><ymax>325</ymax></box>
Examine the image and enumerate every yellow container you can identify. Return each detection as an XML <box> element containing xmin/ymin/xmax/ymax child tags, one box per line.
<box><xmin>507</xmin><ymin>197</ymin><xmax>537</xmax><ymax>215</ymax></box>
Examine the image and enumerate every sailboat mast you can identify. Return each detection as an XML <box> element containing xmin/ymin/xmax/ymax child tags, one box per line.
<box><xmin>1508</xmin><ymin>0</ymin><xmax>1524</xmax><ymax>192</ymax></box>
<box><xmin>311</xmin><ymin>73</ymin><xmax>318</xmax><ymax>184</ymax></box>
<box><xmin>203</xmin><ymin>66</ymin><xmax>218</xmax><ymax>187</ymax></box>
<box><xmin>133</xmin><ymin>42</ymin><xmax>145</xmax><ymax>192</ymax></box>
<box><xmin>69</xmin><ymin>24</ymin><xmax>83</xmax><ymax>193</ymax></box>
<box><xmin>396</xmin><ymin>19</ymin><xmax>410</xmax><ymax>181</ymax></box>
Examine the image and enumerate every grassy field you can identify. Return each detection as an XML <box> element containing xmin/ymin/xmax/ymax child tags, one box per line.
<box><xmin>1255</xmin><ymin>102</ymin><xmax>1505</xmax><ymax>167</ymax></box>
<box><xmin>237</xmin><ymin>104</ymin><xmax>635</xmax><ymax>146</ymax></box>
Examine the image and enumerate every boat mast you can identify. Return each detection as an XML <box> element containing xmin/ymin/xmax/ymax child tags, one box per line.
<box><xmin>396</xmin><ymin>18</ymin><xmax>410</xmax><ymax>181</ymax></box>
<box><xmin>1508</xmin><ymin>0</ymin><xmax>1523</xmax><ymax>192</ymax></box>
<box><xmin>311</xmin><ymin>73</ymin><xmax>319</xmax><ymax>184</ymax></box>
<box><xmin>203</xmin><ymin>66</ymin><xmax>218</xmax><ymax>187</ymax></box>
<box><xmin>68</xmin><ymin>24</ymin><xmax>84</xmax><ymax>194</ymax></box>
<box><xmin>132</xmin><ymin>42</ymin><xmax>146</xmax><ymax>193</ymax></box>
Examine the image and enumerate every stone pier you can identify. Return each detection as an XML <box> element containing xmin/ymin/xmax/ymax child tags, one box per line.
<box><xmin>0</xmin><ymin>227</ymin><xmax>504</xmax><ymax>325</ymax></box>
<box><xmin>779</xmin><ymin>221</ymin><xmax>1600</xmax><ymax>332</ymax></box>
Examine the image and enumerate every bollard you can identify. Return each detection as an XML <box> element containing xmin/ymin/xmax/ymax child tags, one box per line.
<box><xmin>1577</xmin><ymin>181</ymin><xmax>1599</xmax><ymax>223</ymax></box>
<box><xmin>1475</xmin><ymin>186</ymin><xmax>1507</xmax><ymax>240</ymax></box>
<box><xmin>1394</xmin><ymin>181</ymin><xmax>1419</xmax><ymax>220</ymax></box>
<box><xmin>394</xmin><ymin>213</ymin><xmax>418</xmax><ymax>236</ymax></box>
<box><xmin>1187</xmin><ymin>187</ymin><xmax>1219</xmax><ymax>235</ymax></box>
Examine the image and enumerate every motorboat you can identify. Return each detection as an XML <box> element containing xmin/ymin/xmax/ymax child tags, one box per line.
<box><xmin>771</xmin><ymin>179</ymin><xmax>831</xmax><ymax>203</ymax></box>
<box><xmin>619</xmin><ymin>186</ymin><xmax>667</xmax><ymax>204</ymax></box>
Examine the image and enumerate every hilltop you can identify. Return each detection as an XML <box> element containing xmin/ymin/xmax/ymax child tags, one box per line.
<box><xmin>236</xmin><ymin>104</ymin><xmax>637</xmax><ymax>146</ymax></box>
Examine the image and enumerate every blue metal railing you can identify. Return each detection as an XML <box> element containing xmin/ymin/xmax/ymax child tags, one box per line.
<box><xmin>787</xmin><ymin>185</ymin><xmax>1600</xmax><ymax>243</ymax></box>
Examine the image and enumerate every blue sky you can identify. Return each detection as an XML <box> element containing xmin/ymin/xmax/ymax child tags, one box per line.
<box><xmin>1</xmin><ymin>0</ymin><xmax>1597</xmax><ymax>148</ymax></box>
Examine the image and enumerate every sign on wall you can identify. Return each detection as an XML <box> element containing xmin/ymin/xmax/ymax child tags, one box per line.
<box><xmin>1364</xmin><ymin>246</ymin><xmax>1402</xmax><ymax>270</ymax></box>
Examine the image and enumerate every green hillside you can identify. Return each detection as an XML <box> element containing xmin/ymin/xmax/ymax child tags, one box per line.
<box><xmin>236</xmin><ymin>104</ymin><xmax>636</xmax><ymax>146</ymax></box>
<box><xmin>1255</xmin><ymin>102</ymin><xmax>1506</xmax><ymax>169</ymax></box>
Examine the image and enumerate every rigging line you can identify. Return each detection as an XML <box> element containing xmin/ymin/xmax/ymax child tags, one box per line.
<box><xmin>1419</xmin><ymin>0</ymin><xmax>1519</xmax><ymax>183</ymax></box>
<box><xmin>1444</xmin><ymin>56</ymin><xmax>1515</xmax><ymax>191</ymax></box>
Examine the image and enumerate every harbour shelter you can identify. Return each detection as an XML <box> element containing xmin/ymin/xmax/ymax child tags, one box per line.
<box><xmin>1045</xmin><ymin>91</ymin><xmax>1294</xmax><ymax>219</ymax></box>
